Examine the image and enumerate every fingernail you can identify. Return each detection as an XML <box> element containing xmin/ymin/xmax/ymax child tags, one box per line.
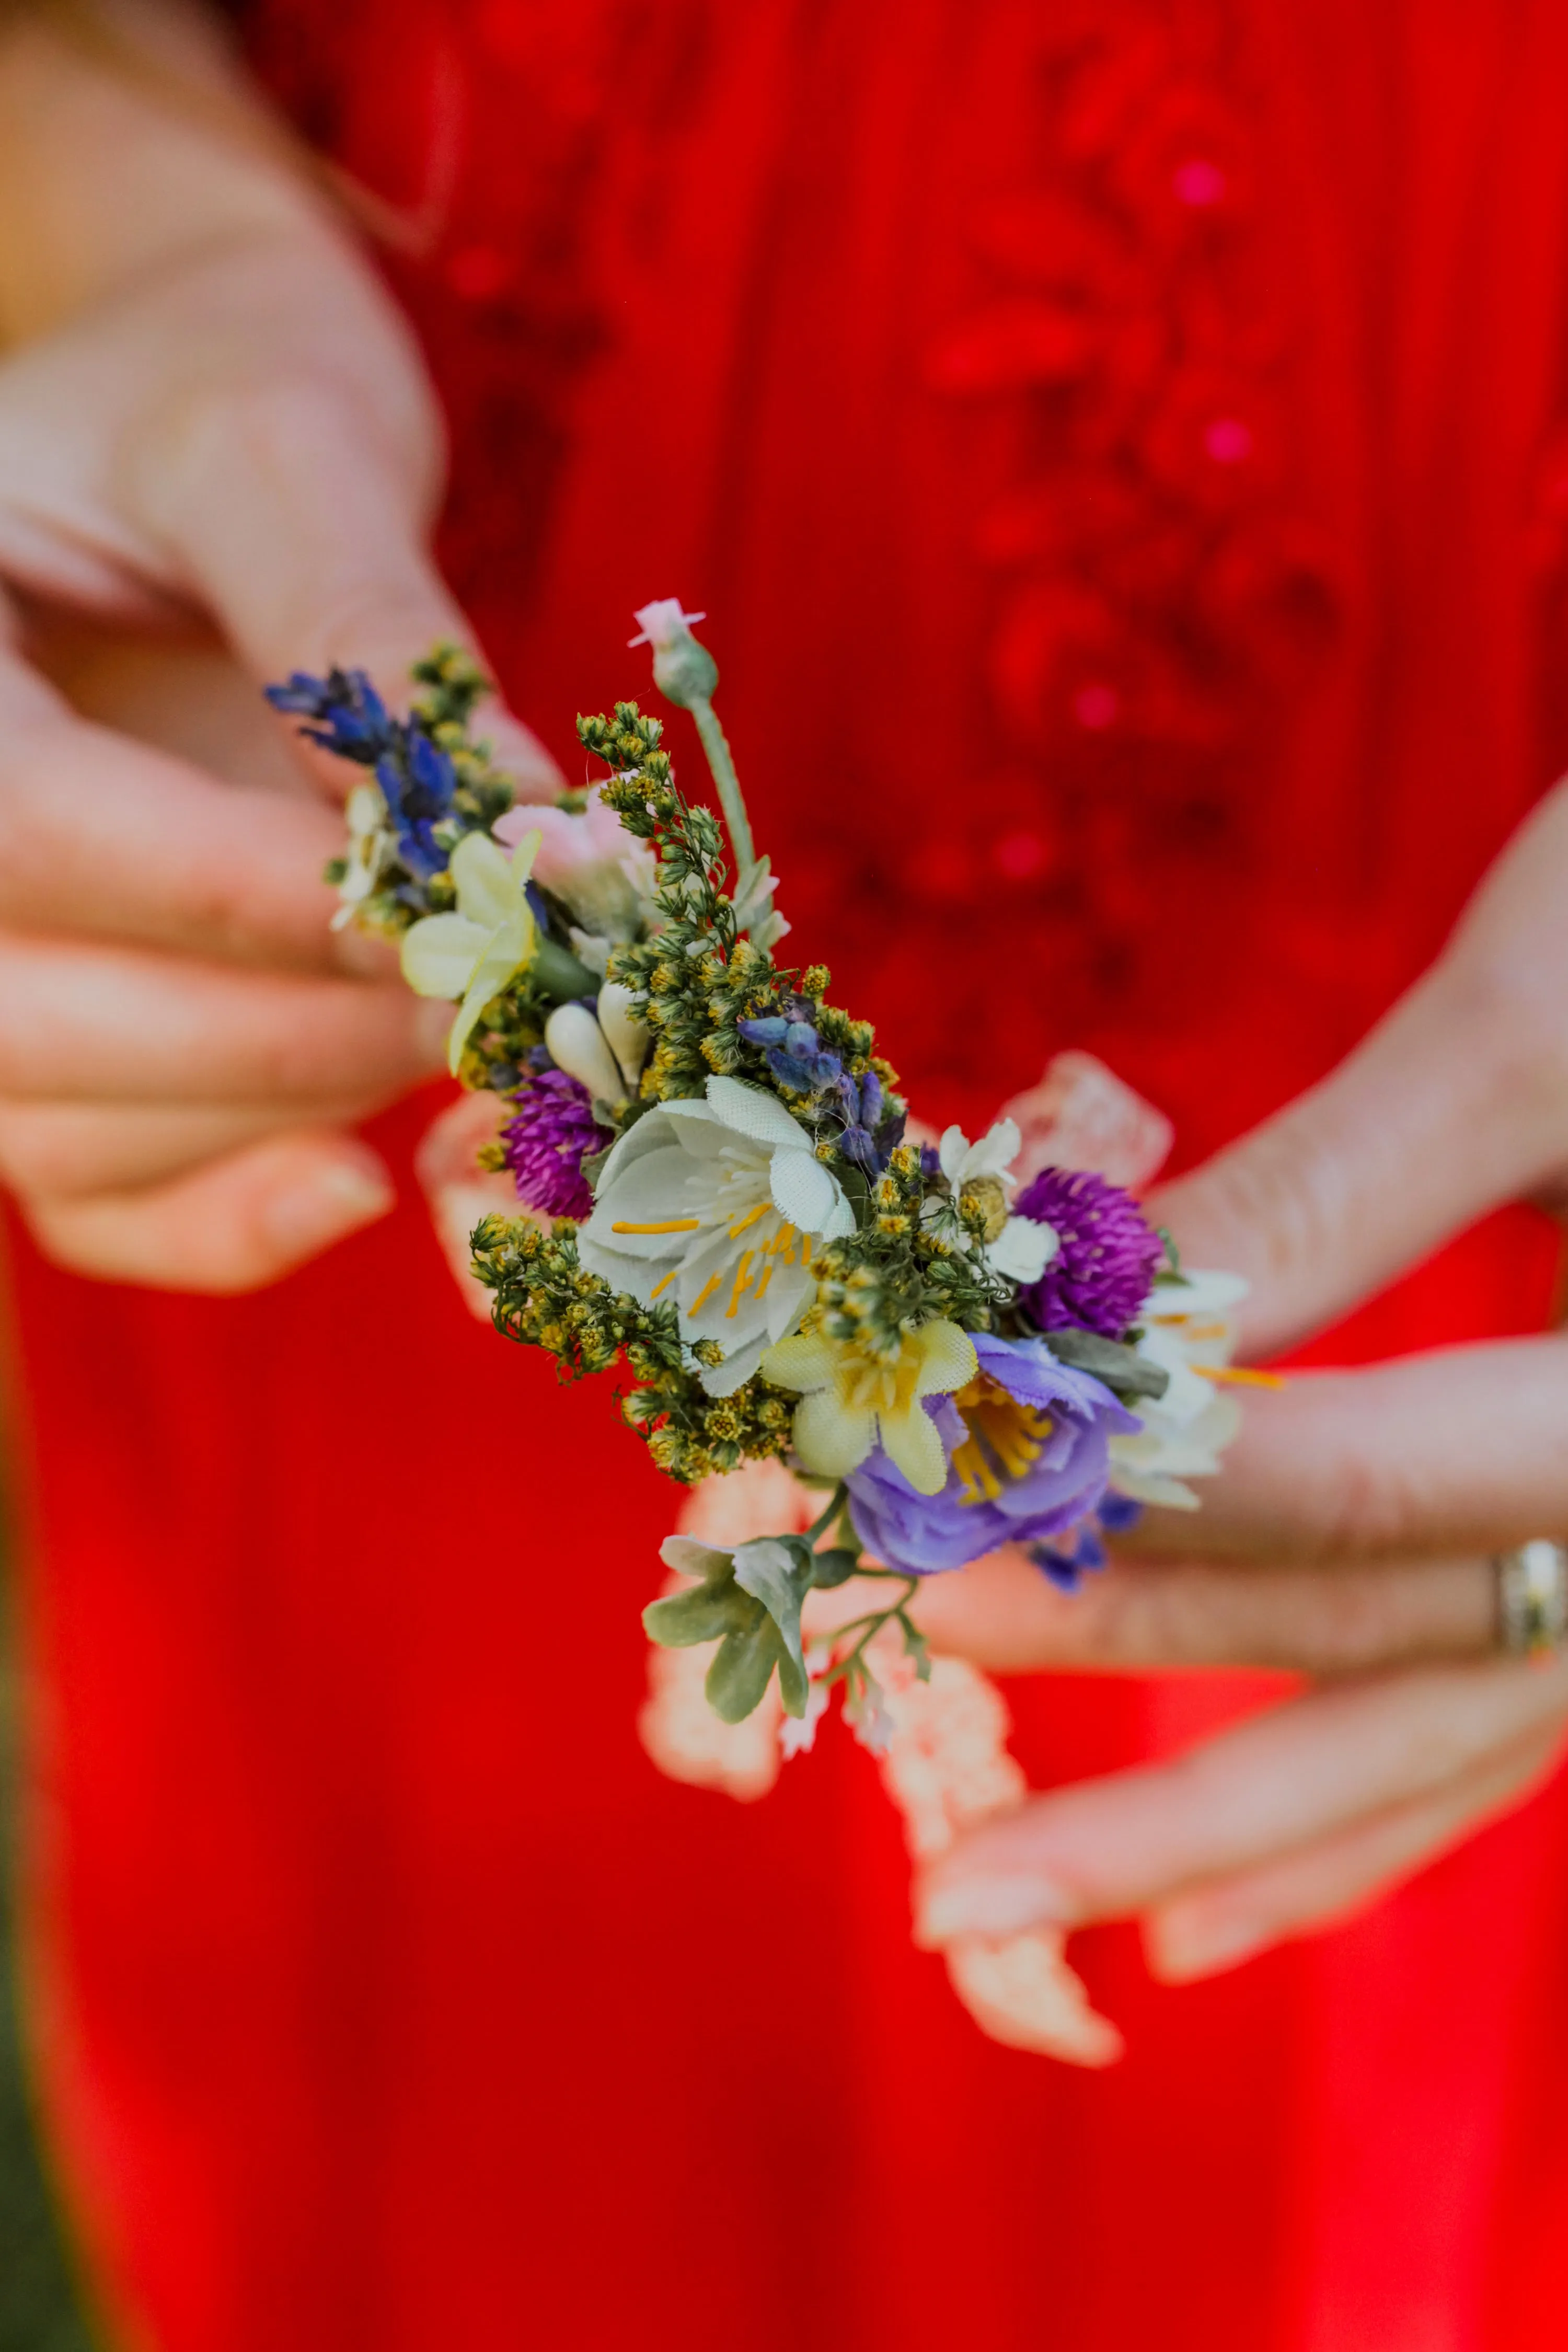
<box><xmin>265</xmin><ymin>1152</ymin><xmax>395</xmax><ymax>1257</ymax></box>
<box><xmin>916</xmin><ymin>1873</ymin><xmax>1077</xmax><ymax>1945</ymax></box>
<box><xmin>1149</xmin><ymin>1911</ymin><xmax>1269</xmax><ymax>1983</ymax></box>
<box><xmin>414</xmin><ymin>999</ymin><xmax>457</xmax><ymax>1069</ymax></box>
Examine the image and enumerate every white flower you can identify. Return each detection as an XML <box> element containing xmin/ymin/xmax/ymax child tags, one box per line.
<box><xmin>843</xmin><ymin>1669</ymin><xmax>896</xmax><ymax>1756</ymax></box>
<box><xmin>578</xmin><ymin>1076</ymin><xmax>855</xmax><ymax>1396</ymax></box>
<box><xmin>331</xmin><ymin>781</ymin><xmax>395</xmax><ymax>929</ymax></box>
<box><xmin>779</xmin><ymin>1645</ymin><xmax>834</xmax><ymax>1759</ymax></box>
<box><xmin>400</xmin><ymin>827</ymin><xmax>542</xmax><ymax>1075</ymax></box>
<box><xmin>628</xmin><ymin>598</ymin><xmax>708</xmax><ymax>649</ymax></box>
<box><xmin>1110</xmin><ymin>1267</ymin><xmax>1251</xmax><ymax>1507</ymax></box>
<box><xmin>928</xmin><ymin>1117</ymin><xmax>1059</xmax><ymax>1284</ymax></box>
<box><xmin>938</xmin><ymin>1119</ymin><xmax>1020</xmax><ymax>1193</ymax></box>
<box><xmin>984</xmin><ymin>1215</ymin><xmax>1059</xmax><ymax>1284</ymax></box>
<box><xmin>596</xmin><ymin>981</ymin><xmax>650</xmax><ymax>1091</ymax></box>
<box><xmin>543</xmin><ymin>1002</ymin><xmax>626</xmax><ymax>1106</ymax></box>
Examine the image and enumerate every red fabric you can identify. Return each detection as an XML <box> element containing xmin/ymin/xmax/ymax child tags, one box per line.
<box><xmin>13</xmin><ymin>2</ymin><xmax>1568</xmax><ymax>2344</ymax></box>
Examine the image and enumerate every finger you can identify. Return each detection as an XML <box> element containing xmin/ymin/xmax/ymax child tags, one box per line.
<box><xmin>901</xmin><ymin>1541</ymin><xmax>1496</xmax><ymax>1673</ymax></box>
<box><xmin>0</xmin><ymin>643</ymin><xmax>374</xmax><ymax>974</ymax></box>
<box><xmin>1147</xmin><ymin>782</ymin><xmax>1568</xmax><ymax>1356</ymax></box>
<box><xmin>128</xmin><ymin>370</ymin><xmax>561</xmax><ymax>791</ymax></box>
<box><xmin>1146</xmin><ymin>1718</ymin><xmax>1565</xmax><ymax>1979</ymax></box>
<box><xmin>20</xmin><ymin>1127</ymin><xmax>396</xmax><ymax>1291</ymax></box>
<box><xmin>1129</xmin><ymin>1338</ymin><xmax>1568</xmax><ymax>1563</ymax></box>
<box><xmin>412</xmin><ymin>1088</ymin><xmax>521</xmax><ymax>1322</ymax></box>
<box><xmin>0</xmin><ymin>930</ymin><xmax>450</xmax><ymax>1103</ymax></box>
<box><xmin>913</xmin><ymin>1656</ymin><xmax>1568</xmax><ymax>1943</ymax></box>
<box><xmin>0</xmin><ymin>1094</ymin><xmax>385</xmax><ymax>1196</ymax></box>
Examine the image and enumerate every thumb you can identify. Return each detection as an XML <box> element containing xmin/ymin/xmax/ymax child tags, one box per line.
<box><xmin>1148</xmin><ymin>955</ymin><xmax>1564</xmax><ymax>1361</ymax></box>
<box><xmin>22</xmin><ymin>1127</ymin><xmax>395</xmax><ymax>1293</ymax></box>
<box><xmin>125</xmin><ymin>373</ymin><xmax>561</xmax><ymax>793</ymax></box>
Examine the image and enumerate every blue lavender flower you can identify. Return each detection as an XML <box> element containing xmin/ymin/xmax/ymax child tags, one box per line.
<box><xmin>266</xmin><ymin>665</ymin><xmax>458</xmax><ymax>885</ymax></box>
<box><xmin>736</xmin><ymin>1001</ymin><xmax>903</xmax><ymax>1171</ymax></box>
<box><xmin>1013</xmin><ymin>1166</ymin><xmax>1163</xmax><ymax>1340</ymax></box>
<box><xmin>844</xmin><ymin>1331</ymin><xmax>1137</xmax><ymax>1575</ymax></box>
<box><xmin>499</xmin><ymin>1067</ymin><xmax>612</xmax><ymax>1221</ymax></box>
<box><xmin>1029</xmin><ymin>1491</ymin><xmax>1143</xmax><ymax>1589</ymax></box>
<box><xmin>375</xmin><ymin>727</ymin><xmax>457</xmax><ymax>882</ymax></box>
<box><xmin>266</xmin><ymin>666</ymin><xmax>395</xmax><ymax>758</ymax></box>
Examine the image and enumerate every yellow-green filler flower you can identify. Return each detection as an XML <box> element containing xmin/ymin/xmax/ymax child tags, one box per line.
<box><xmin>400</xmin><ymin>827</ymin><xmax>542</xmax><ymax>1074</ymax></box>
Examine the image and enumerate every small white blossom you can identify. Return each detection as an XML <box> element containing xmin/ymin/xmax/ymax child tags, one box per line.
<box><xmin>331</xmin><ymin>782</ymin><xmax>395</xmax><ymax>930</ymax></box>
<box><xmin>927</xmin><ymin>1117</ymin><xmax>1060</xmax><ymax>1283</ymax></box>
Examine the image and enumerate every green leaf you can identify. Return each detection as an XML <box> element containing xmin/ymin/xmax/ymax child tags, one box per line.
<box><xmin>807</xmin><ymin>1548</ymin><xmax>861</xmax><ymax>1590</ymax></box>
<box><xmin>775</xmin><ymin>1642</ymin><xmax>809</xmax><ymax>1719</ymax></box>
<box><xmin>731</xmin><ymin>1538</ymin><xmax>812</xmax><ymax>1714</ymax></box>
<box><xmin>531</xmin><ymin>937</ymin><xmax>601</xmax><ymax>1002</ymax></box>
<box><xmin>642</xmin><ymin>1577</ymin><xmax>756</xmax><ymax>1648</ymax></box>
<box><xmin>705</xmin><ymin>1615</ymin><xmax>782</xmax><ymax>1722</ymax></box>
<box><xmin>1045</xmin><ymin>1327</ymin><xmax>1170</xmax><ymax>1401</ymax></box>
<box><xmin>901</xmin><ymin>1616</ymin><xmax>932</xmax><ymax>1684</ymax></box>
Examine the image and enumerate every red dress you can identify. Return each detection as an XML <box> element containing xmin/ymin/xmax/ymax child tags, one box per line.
<box><xmin>12</xmin><ymin>3</ymin><xmax>1568</xmax><ymax>2345</ymax></box>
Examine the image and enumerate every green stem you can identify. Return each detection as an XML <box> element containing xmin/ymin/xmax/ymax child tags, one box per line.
<box><xmin>818</xmin><ymin>1577</ymin><xmax>921</xmax><ymax>1688</ymax></box>
<box><xmin>803</xmin><ymin>1483</ymin><xmax>848</xmax><ymax>1547</ymax></box>
<box><xmin>688</xmin><ymin>695</ymin><xmax>757</xmax><ymax>881</ymax></box>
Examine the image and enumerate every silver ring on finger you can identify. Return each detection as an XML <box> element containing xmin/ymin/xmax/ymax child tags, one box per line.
<box><xmin>1494</xmin><ymin>1540</ymin><xmax>1568</xmax><ymax>1658</ymax></box>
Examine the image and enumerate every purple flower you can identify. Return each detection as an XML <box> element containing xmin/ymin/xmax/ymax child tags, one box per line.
<box><xmin>844</xmin><ymin>1332</ymin><xmax>1138</xmax><ymax>1576</ymax></box>
<box><xmin>266</xmin><ymin>663</ymin><xmax>458</xmax><ymax>884</ymax></box>
<box><xmin>499</xmin><ymin>1069</ymin><xmax>610</xmax><ymax>1220</ymax></box>
<box><xmin>1013</xmin><ymin>1166</ymin><xmax>1162</xmax><ymax>1339</ymax></box>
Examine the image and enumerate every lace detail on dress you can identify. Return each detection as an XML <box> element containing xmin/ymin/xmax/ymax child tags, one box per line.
<box><xmin>908</xmin><ymin>1</ymin><xmax>1338</xmax><ymax>1000</ymax></box>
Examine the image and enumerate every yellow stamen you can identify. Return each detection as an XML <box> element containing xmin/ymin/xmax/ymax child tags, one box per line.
<box><xmin>725</xmin><ymin>1253</ymin><xmax>756</xmax><ymax>1319</ymax></box>
<box><xmin>951</xmin><ymin>1436</ymin><xmax>1002</xmax><ymax>1505</ymax></box>
<box><xmin>687</xmin><ymin>1273</ymin><xmax>723</xmax><ymax>1316</ymax></box>
<box><xmin>951</xmin><ymin>1375</ymin><xmax>1056</xmax><ymax>1505</ymax></box>
<box><xmin>612</xmin><ymin>1218</ymin><xmax>701</xmax><ymax>1235</ymax></box>
<box><xmin>727</xmin><ymin>1200</ymin><xmax>770</xmax><ymax>1239</ymax></box>
<box><xmin>753</xmin><ymin>1260</ymin><xmax>775</xmax><ymax>1302</ymax></box>
<box><xmin>649</xmin><ymin>1267</ymin><xmax>678</xmax><ymax>1301</ymax></box>
<box><xmin>1190</xmin><ymin>1364</ymin><xmax>1286</xmax><ymax>1389</ymax></box>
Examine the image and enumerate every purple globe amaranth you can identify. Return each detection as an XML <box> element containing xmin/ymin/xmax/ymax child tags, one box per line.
<box><xmin>1013</xmin><ymin>1165</ymin><xmax>1163</xmax><ymax>1339</ymax></box>
<box><xmin>500</xmin><ymin>1068</ymin><xmax>610</xmax><ymax>1221</ymax></box>
<box><xmin>844</xmin><ymin>1332</ymin><xmax>1138</xmax><ymax>1576</ymax></box>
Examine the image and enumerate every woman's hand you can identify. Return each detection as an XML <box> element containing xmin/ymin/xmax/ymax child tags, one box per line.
<box><xmin>0</xmin><ymin>5</ymin><xmax>556</xmax><ymax>1290</ymax></box>
<box><xmin>910</xmin><ymin>777</ymin><xmax>1568</xmax><ymax>1979</ymax></box>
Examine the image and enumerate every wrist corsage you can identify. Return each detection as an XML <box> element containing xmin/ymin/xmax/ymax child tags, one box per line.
<box><xmin>269</xmin><ymin>603</ymin><xmax>1254</xmax><ymax>1753</ymax></box>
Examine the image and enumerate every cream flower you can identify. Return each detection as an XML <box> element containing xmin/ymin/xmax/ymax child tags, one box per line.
<box><xmin>929</xmin><ymin>1119</ymin><xmax>1059</xmax><ymax>1284</ymax></box>
<box><xmin>399</xmin><ymin>827</ymin><xmax>541</xmax><ymax>1075</ymax></box>
<box><xmin>331</xmin><ymin>781</ymin><xmax>395</xmax><ymax>929</ymax></box>
<box><xmin>761</xmin><ymin>1318</ymin><xmax>977</xmax><ymax>1496</ymax></box>
<box><xmin>578</xmin><ymin>1077</ymin><xmax>855</xmax><ymax>1396</ymax></box>
<box><xmin>1109</xmin><ymin>1267</ymin><xmax>1252</xmax><ymax>1507</ymax></box>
